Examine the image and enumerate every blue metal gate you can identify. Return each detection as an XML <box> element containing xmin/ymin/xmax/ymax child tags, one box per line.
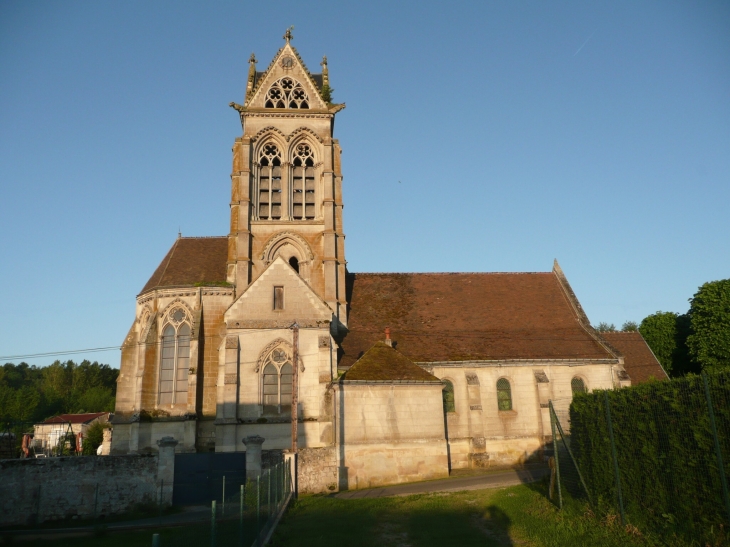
<box><xmin>172</xmin><ymin>452</ymin><xmax>246</xmax><ymax>506</ymax></box>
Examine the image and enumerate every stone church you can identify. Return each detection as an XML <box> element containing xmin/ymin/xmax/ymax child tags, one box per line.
<box><xmin>111</xmin><ymin>32</ymin><xmax>666</xmax><ymax>491</ymax></box>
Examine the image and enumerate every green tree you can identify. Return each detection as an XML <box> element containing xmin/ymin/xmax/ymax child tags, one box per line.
<box><xmin>621</xmin><ymin>321</ymin><xmax>639</xmax><ymax>332</ymax></box>
<box><xmin>686</xmin><ymin>279</ymin><xmax>730</xmax><ymax>372</ymax></box>
<box><xmin>82</xmin><ymin>421</ymin><xmax>110</xmax><ymax>455</ymax></box>
<box><xmin>639</xmin><ymin>311</ymin><xmax>694</xmax><ymax>377</ymax></box>
<box><xmin>595</xmin><ymin>322</ymin><xmax>616</xmax><ymax>332</ymax></box>
<box><xmin>75</xmin><ymin>386</ymin><xmax>115</xmax><ymax>413</ymax></box>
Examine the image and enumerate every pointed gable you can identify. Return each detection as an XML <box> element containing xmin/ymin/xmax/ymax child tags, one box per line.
<box><xmin>342</xmin><ymin>342</ymin><xmax>442</xmax><ymax>383</ymax></box>
<box><xmin>246</xmin><ymin>42</ymin><xmax>328</xmax><ymax>110</ymax></box>
<box><xmin>225</xmin><ymin>256</ymin><xmax>333</xmax><ymax>325</ymax></box>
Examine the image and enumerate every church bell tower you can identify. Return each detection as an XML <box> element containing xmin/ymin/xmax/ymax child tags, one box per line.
<box><xmin>227</xmin><ymin>29</ymin><xmax>347</xmax><ymax>320</ymax></box>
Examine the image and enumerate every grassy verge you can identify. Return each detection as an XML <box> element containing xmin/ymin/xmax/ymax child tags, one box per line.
<box><xmin>270</xmin><ymin>480</ymin><xmax>684</xmax><ymax>547</ymax></box>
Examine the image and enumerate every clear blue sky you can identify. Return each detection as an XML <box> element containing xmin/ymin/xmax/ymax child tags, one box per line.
<box><xmin>1</xmin><ymin>1</ymin><xmax>728</xmax><ymax>368</ymax></box>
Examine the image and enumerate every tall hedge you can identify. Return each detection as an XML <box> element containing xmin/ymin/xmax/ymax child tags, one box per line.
<box><xmin>570</xmin><ymin>371</ymin><xmax>730</xmax><ymax>542</ymax></box>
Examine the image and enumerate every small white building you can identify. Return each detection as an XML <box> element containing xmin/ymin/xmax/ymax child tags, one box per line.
<box><xmin>33</xmin><ymin>412</ymin><xmax>110</xmax><ymax>456</ymax></box>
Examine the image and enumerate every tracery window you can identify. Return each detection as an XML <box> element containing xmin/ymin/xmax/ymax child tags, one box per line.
<box><xmin>265</xmin><ymin>78</ymin><xmax>309</xmax><ymax>109</ymax></box>
<box><xmin>159</xmin><ymin>309</ymin><xmax>190</xmax><ymax>405</ymax></box>
<box><xmin>497</xmin><ymin>378</ymin><xmax>512</xmax><ymax>411</ymax></box>
<box><xmin>258</xmin><ymin>144</ymin><xmax>282</xmax><ymax>220</ymax></box>
<box><xmin>262</xmin><ymin>348</ymin><xmax>293</xmax><ymax>415</ymax></box>
<box><xmin>291</xmin><ymin>143</ymin><xmax>315</xmax><ymax>220</ymax></box>
<box><xmin>442</xmin><ymin>380</ymin><xmax>456</xmax><ymax>413</ymax></box>
<box><xmin>571</xmin><ymin>377</ymin><xmax>587</xmax><ymax>395</ymax></box>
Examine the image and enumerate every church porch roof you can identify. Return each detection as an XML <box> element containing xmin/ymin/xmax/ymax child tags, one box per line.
<box><xmin>341</xmin><ymin>341</ymin><xmax>442</xmax><ymax>383</ymax></box>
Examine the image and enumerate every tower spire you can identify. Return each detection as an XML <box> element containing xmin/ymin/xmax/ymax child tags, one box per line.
<box><xmin>321</xmin><ymin>55</ymin><xmax>329</xmax><ymax>87</ymax></box>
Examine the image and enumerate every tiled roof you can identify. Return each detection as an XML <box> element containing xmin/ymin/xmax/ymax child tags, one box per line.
<box><xmin>42</xmin><ymin>412</ymin><xmax>108</xmax><ymax>425</ymax></box>
<box><xmin>140</xmin><ymin>237</ymin><xmax>229</xmax><ymax>295</ymax></box>
<box><xmin>342</xmin><ymin>342</ymin><xmax>442</xmax><ymax>383</ymax></box>
<box><xmin>600</xmin><ymin>332</ymin><xmax>669</xmax><ymax>383</ymax></box>
<box><xmin>339</xmin><ymin>272</ymin><xmax>614</xmax><ymax>368</ymax></box>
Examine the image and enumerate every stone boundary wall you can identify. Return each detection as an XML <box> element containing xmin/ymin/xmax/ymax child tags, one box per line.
<box><xmin>0</xmin><ymin>437</ymin><xmax>177</xmax><ymax>527</ymax></box>
<box><xmin>297</xmin><ymin>447</ymin><xmax>338</xmax><ymax>494</ymax></box>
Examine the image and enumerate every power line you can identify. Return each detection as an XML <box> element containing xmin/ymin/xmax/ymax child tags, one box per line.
<box><xmin>1</xmin><ymin>325</ymin><xmax>636</xmax><ymax>362</ymax></box>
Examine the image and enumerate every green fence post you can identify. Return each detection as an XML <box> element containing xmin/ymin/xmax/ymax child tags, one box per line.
<box><xmin>211</xmin><ymin>499</ymin><xmax>217</xmax><ymax>547</ymax></box>
<box><xmin>549</xmin><ymin>400</ymin><xmax>563</xmax><ymax>509</ymax></box>
<box><xmin>239</xmin><ymin>484</ymin><xmax>244</xmax><ymax>547</ymax></box>
<box><xmin>703</xmin><ymin>372</ymin><xmax>730</xmax><ymax>525</ymax></box>
<box><xmin>604</xmin><ymin>390</ymin><xmax>625</xmax><ymax>525</ymax></box>
<box><xmin>152</xmin><ymin>533</ymin><xmax>160</xmax><ymax>547</ymax></box>
<box><xmin>268</xmin><ymin>468</ymin><xmax>271</xmax><ymax>520</ymax></box>
<box><xmin>256</xmin><ymin>475</ymin><xmax>260</xmax><ymax>538</ymax></box>
<box><xmin>222</xmin><ymin>475</ymin><xmax>226</xmax><ymax>517</ymax></box>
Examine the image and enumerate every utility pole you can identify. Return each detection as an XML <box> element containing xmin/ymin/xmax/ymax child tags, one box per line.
<box><xmin>291</xmin><ymin>322</ymin><xmax>299</xmax><ymax>454</ymax></box>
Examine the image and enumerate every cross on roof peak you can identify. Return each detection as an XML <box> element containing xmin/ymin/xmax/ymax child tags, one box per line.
<box><xmin>283</xmin><ymin>26</ymin><xmax>294</xmax><ymax>43</ymax></box>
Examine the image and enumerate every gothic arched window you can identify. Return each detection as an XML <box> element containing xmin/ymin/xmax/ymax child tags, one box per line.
<box><xmin>291</xmin><ymin>143</ymin><xmax>315</xmax><ymax>220</ymax></box>
<box><xmin>497</xmin><ymin>378</ymin><xmax>512</xmax><ymax>411</ymax></box>
<box><xmin>265</xmin><ymin>78</ymin><xmax>309</xmax><ymax>109</ymax></box>
<box><xmin>262</xmin><ymin>348</ymin><xmax>293</xmax><ymax>415</ymax></box>
<box><xmin>159</xmin><ymin>309</ymin><xmax>190</xmax><ymax>405</ymax></box>
<box><xmin>442</xmin><ymin>380</ymin><xmax>455</xmax><ymax>413</ymax></box>
<box><xmin>571</xmin><ymin>377</ymin><xmax>587</xmax><ymax>395</ymax></box>
<box><xmin>258</xmin><ymin>144</ymin><xmax>282</xmax><ymax>220</ymax></box>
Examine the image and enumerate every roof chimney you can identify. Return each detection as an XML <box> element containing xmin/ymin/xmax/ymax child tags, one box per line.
<box><xmin>384</xmin><ymin>327</ymin><xmax>392</xmax><ymax>347</ymax></box>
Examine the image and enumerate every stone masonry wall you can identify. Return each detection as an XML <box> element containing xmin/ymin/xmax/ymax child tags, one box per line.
<box><xmin>297</xmin><ymin>447</ymin><xmax>338</xmax><ymax>494</ymax></box>
<box><xmin>1</xmin><ymin>455</ymin><xmax>160</xmax><ymax>527</ymax></box>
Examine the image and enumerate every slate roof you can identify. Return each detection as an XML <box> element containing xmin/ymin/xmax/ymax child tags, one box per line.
<box><xmin>339</xmin><ymin>272</ymin><xmax>615</xmax><ymax>368</ymax></box>
<box><xmin>600</xmin><ymin>332</ymin><xmax>669</xmax><ymax>383</ymax></box>
<box><xmin>342</xmin><ymin>342</ymin><xmax>442</xmax><ymax>383</ymax></box>
<box><xmin>42</xmin><ymin>412</ymin><xmax>108</xmax><ymax>425</ymax></box>
<box><xmin>140</xmin><ymin>237</ymin><xmax>229</xmax><ymax>295</ymax></box>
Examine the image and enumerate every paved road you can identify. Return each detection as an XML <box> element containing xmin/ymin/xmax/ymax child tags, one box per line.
<box><xmin>334</xmin><ymin>467</ymin><xmax>550</xmax><ymax>500</ymax></box>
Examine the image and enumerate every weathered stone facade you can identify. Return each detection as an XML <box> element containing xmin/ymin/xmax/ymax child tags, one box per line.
<box><xmin>111</xmin><ymin>32</ymin><xmax>666</xmax><ymax>492</ymax></box>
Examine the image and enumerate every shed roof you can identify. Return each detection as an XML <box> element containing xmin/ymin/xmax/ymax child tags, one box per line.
<box><xmin>41</xmin><ymin>412</ymin><xmax>108</xmax><ymax>425</ymax></box>
<box><xmin>600</xmin><ymin>332</ymin><xmax>669</xmax><ymax>383</ymax></box>
<box><xmin>339</xmin><ymin>271</ymin><xmax>614</xmax><ymax>368</ymax></box>
<box><xmin>342</xmin><ymin>342</ymin><xmax>442</xmax><ymax>383</ymax></box>
<box><xmin>140</xmin><ymin>237</ymin><xmax>229</xmax><ymax>295</ymax></box>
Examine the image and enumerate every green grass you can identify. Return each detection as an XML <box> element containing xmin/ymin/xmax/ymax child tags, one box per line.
<box><xmin>7</xmin><ymin>480</ymin><xmax>725</xmax><ymax>546</ymax></box>
<box><xmin>269</xmin><ymin>481</ymin><xmax>684</xmax><ymax>547</ymax></box>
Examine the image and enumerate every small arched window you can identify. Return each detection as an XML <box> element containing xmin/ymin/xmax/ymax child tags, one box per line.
<box><xmin>571</xmin><ymin>377</ymin><xmax>587</xmax><ymax>395</ymax></box>
<box><xmin>497</xmin><ymin>378</ymin><xmax>512</xmax><ymax>411</ymax></box>
<box><xmin>265</xmin><ymin>77</ymin><xmax>309</xmax><ymax>109</ymax></box>
<box><xmin>262</xmin><ymin>348</ymin><xmax>293</xmax><ymax>415</ymax></box>
<box><xmin>289</xmin><ymin>256</ymin><xmax>299</xmax><ymax>273</ymax></box>
<box><xmin>258</xmin><ymin>144</ymin><xmax>282</xmax><ymax>220</ymax></box>
<box><xmin>291</xmin><ymin>143</ymin><xmax>315</xmax><ymax>220</ymax></box>
<box><xmin>159</xmin><ymin>310</ymin><xmax>190</xmax><ymax>405</ymax></box>
<box><xmin>442</xmin><ymin>380</ymin><xmax>455</xmax><ymax>413</ymax></box>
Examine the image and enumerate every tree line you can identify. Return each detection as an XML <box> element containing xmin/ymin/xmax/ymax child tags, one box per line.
<box><xmin>595</xmin><ymin>278</ymin><xmax>730</xmax><ymax>377</ymax></box>
<box><xmin>0</xmin><ymin>360</ymin><xmax>118</xmax><ymax>424</ymax></box>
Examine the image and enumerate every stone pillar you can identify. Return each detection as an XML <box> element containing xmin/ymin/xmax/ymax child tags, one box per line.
<box><xmin>156</xmin><ymin>436</ymin><xmax>178</xmax><ymax>507</ymax></box>
<box><xmin>243</xmin><ymin>435</ymin><xmax>265</xmax><ymax>479</ymax></box>
<box><xmin>283</xmin><ymin>450</ymin><xmax>298</xmax><ymax>498</ymax></box>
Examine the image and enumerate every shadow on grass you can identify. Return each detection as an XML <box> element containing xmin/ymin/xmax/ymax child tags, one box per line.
<box><xmin>270</xmin><ymin>493</ymin><xmax>516</xmax><ymax>547</ymax></box>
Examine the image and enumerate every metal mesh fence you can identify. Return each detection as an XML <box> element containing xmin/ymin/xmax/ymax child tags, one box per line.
<box><xmin>551</xmin><ymin>370</ymin><xmax>730</xmax><ymax>545</ymax></box>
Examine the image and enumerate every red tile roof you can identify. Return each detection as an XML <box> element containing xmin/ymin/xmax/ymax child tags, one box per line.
<box><xmin>339</xmin><ymin>272</ymin><xmax>615</xmax><ymax>368</ymax></box>
<box><xmin>343</xmin><ymin>342</ymin><xmax>442</xmax><ymax>383</ymax></box>
<box><xmin>42</xmin><ymin>412</ymin><xmax>108</xmax><ymax>425</ymax></box>
<box><xmin>599</xmin><ymin>332</ymin><xmax>669</xmax><ymax>383</ymax></box>
<box><xmin>140</xmin><ymin>237</ymin><xmax>229</xmax><ymax>295</ymax></box>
